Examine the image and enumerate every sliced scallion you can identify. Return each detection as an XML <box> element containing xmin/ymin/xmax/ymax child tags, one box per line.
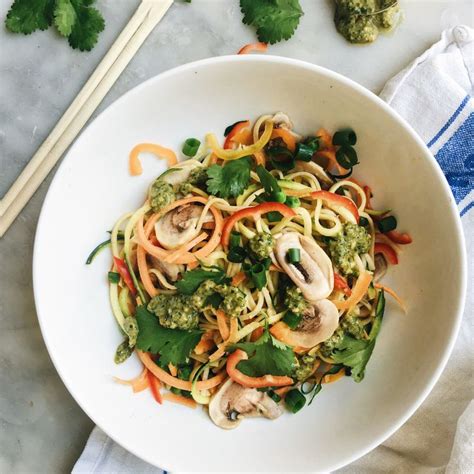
<box><xmin>332</xmin><ymin>128</ymin><xmax>357</xmax><ymax>146</ymax></box>
<box><xmin>287</xmin><ymin>248</ymin><xmax>301</xmax><ymax>264</ymax></box>
<box><xmin>285</xmin><ymin>389</ymin><xmax>306</xmax><ymax>413</ymax></box>
<box><xmin>108</xmin><ymin>271</ymin><xmax>120</xmax><ymax>283</ymax></box>
<box><xmin>335</xmin><ymin>145</ymin><xmax>358</xmax><ymax>169</ymax></box>
<box><xmin>229</xmin><ymin>231</ymin><xmax>241</xmax><ymax>249</ymax></box>
<box><xmin>285</xmin><ymin>196</ymin><xmax>300</xmax><ymax>208</ymax></box>
<box><xmin>182</xmin><ymin>138</ymin><xmax>201</xmax><ymax>157</ymax></box>
<box><xmin>267</xmin><ymin>211</ymin><xmax>283</xmax><ymax>222</ymax></box>
<box><xmin>294</xmin><ymin>142</ymin><xmax>314</xmax><ymax>162</ymax></box>
<box><xmin>377</xmin><ymin>215</ymin><xmax>397</xmax><ymax>233</ymax></box>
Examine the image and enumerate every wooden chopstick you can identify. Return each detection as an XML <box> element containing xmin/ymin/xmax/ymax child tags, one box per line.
<box><xmin>0</xmin><ymin>0</ymin><xmax>173</xmax><ymax>238</ymax></box>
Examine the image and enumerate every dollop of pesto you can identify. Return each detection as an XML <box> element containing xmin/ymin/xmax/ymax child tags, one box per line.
<box><xmin>249</xmin><ymin>232</ymin><xmax>274</xmax><ymax>260</ymax></box>
<box><xmin>320</xmin><ymin>328</ymin><xmax>344</xmax><ymax>357</ymax></box>
<box><xmin>123</xmin><ymin>316</ymin><xmax>138</xmax><ymax>347</ymax></box>
<box><xmin>334</xmin><ymin>0</ymin><xmax>400</xmax><ymax>44</ymax></box>
<box><xmin>148</xmin><ymin>294</ymin><xmax>199</xmax><ymax>330</ymax></box>
<box><xmin>294</xmin><ymin>354</ymin><xmax>317</xmax><ymax>382</ymax></box>
<box><xmin>178</xmin><ymin>166</ymin><xmax>209</xmax><ymax>195</ymax></box>
<box><xmin>329</xmin><ymin>222</ymin><xmax>371</xmax><ymax>276</ymax></box>
<box><xmin>219</xmin><ymin>285</ymin><xmax>246</xmax><ymax>318</ymax></box>
<box><xmin>114</xmin><ymin>339</ymin><xmax>134</xmax><ymax>364</ymax></box>
<box><xmin>284</xmin><ymin>286</ymin><xmax>309</xmax><ymax>315</ymax></box>
<box><xmin>341</xmin><ymin>311</ymin><xmax>366</xmax><ymax>339</ymax></box>
<box><xmin>149</xmin><ymin>179</ymin><xmax>175</xmax><ymax>212</ymax></box>
<box><xmin>190</xmin><ymin>279</ymin><xmax>218</xmax><ymax>310</ymax></box>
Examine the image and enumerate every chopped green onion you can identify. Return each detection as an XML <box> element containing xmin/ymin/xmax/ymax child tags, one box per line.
<box><xmin>377</xmin><ymin>216</ymin><xmax>397</xmax><ymax>233</ymax></box>
<box><xmin>301</xmin><ymin>380</ymin><xmax>316</xmax><ymax>395</ymax></box>
<box><xmin>267</xmin><ymin>211</ymin><xmax>283</xmax><ymax>222</ymax></box>
<box><xmin>266</xmin><ymin>145</ymin><xmax>295</xmax><ymax>172</ymax></box>
<box><xmin>336</xmin><ymin>145</ymin><xmax>358</xmax><ymax>169</ymax></box>
<box><xmin>182</xmin><ymin>138</ymin><xmax>201</xmax><ymax>157</ymax></box>
<box><xmin>287</xmin><ymin>248</ymin><xmax>301</xmax><ymax>264</ymax></box>
<box><xmin>304</xmin><ymin>136</ymin><xmax>320</xmax><ymax>151</ymax></box>
<box><xmin>285</xmin><ymin>196</ymin><xmax>300</xmax><ymax>208</ymax></box>
<box><xmin>227</xmin><ymin>246</ymin><xmax>247</xmax><ymax>263</ymax></box>
<box><xmin>229</xmin><ymin>231</ymin><xmax>241</xmax><ymax>249</ymax></box>
<box><xmin>294</xmin><ymin>142</ymin><xmax>314</xmax><ymax>162</ymax></box>
<box><xmin>267</xmin><ymin>390</ymin><xmax>282</xmax><ymax>403</ymax></box>
<box><xmin>170</xmin><ymin>387</ymin><xmax>182</xmax><ymax>395</ymax></box>
<box><xmin>282</xmin><ymin>311</ymin><xmax>302</xmax><ymax>329</ymax></box>
<box><xmin>285</xmin><ymin>389</ymin><xmax>306</xmax><ymax>413</ymax></box>
<box><xmin>246</xmin><ymin>262</ymin><xmax>267</xmax><ymax>290</ymax></box>
<box><xmin>333</xmin><ymin>128</ymin><xmax>357</xmax><ymax>146</ymax></box>
<box><xmin>271</xmin><ymin>190</ymin><xmax>287</xmax><ymax>203</ymax></box>
<box><xmin>108</xmin><ymin>271</ymin><xmax>120</xmax><ymax>283</ymax></box>
<box><xmin>255</xmin><ymin>165</ymin><xmax>281</xmax><ymax>197</ymax></box>
<box><xmin>359</xmin><ymin>216</ymin><xmax>369</xmax><ymax>227</ymax></box>
<box><xmin>86</xmin><ymin>239</ymin><xmax>111</xmax><ymax>264</ymax></box>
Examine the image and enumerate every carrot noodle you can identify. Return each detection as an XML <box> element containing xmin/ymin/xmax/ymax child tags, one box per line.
<box><xmin>375</xmin><ymin>283</ymin><xmax>407</xmax><ymax>313</ymax></box>
<box><xmin>106</xmin><ymin>114</ymin><xmax>410</xmax><ymax>423</ymax></box>
<box><xmin>129</xmin><ymin>143</ymin><xmax>178</xmax><ymax>176</ymax></box>
<box><xmin>237</xmin><ymin>42</ymin><xmax>268</xmax><ymax>54</ymax></box>
<box><xmin>162</xmin><ymin>392</ymin><xmax>197</xmax><ymax>408</ymax></box>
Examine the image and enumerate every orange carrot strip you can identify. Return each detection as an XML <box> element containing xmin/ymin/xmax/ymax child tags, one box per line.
<box><xmin>216</xmin><ymin>310</ymin><xmax>230</xmax><ymax>340</ymax></box>
<box><xmin>168</xmin><ymin>363</ymin><xmax>178</xmax><ymax>377</ymax></box>
<box><xmin>250</xmin><ymin>326</ymin><xmax>264</xmax><ymax>342</ymax></box>
<box><xmin>375</xmin><ymin>283</ymin><xmax>407</xmax><ymax>313</ymax></box>
<box><xmin>137</xmin><ymin>245</ymin><xmax>158</xmax><ymax>297</ymax></box>
<box><xmin>315</xmin><ymin>128</ymin><xmax>334</xmax><ymax>150</ymax></box>
<box><xmin>274</xmin><ymin>386</ymin><xmax>293</xmax><ymax>397</ymax></box>
<box><xmin>228</xmin><ymin>317</ymin><xmax>238</xmax><ymax>343</ymax></box>
<box><xmin>195</xmin><ymin>331</ymin><xmax>216</xmax><ymax>355</ymax></box>
<box><xmin>231</xmin><ymin>271</ymin><xmax>246</xmax><ymax>286</ymax></box>
<box><xmin>113</xmin><ymin>366</ymin><xmax>149</xmax><ymax>393</ymax></box>
<box><xmin>138</xmin><ymin>351</ymin><xmax>226</xmax><ymax>391</ymax></box>
<box><xmin>322</xmin><ymin>368</ymin><xmax>345</xmax><ymax>384</ymax></box>
<box><xmin>271</xmin><ymin>128</ymin><xmax>296</xmax><ymax>152</ymax></box>
<box><xmin>209</xmin><ymin>153</ymin><xmax>218</xmax><ymax>165</ymax></box>
<box><xmin>332</xmin><ymin>271</ymin><xmax>372</xmax><ymax>310</ymax></box>
<box><xmin>269</xmin><ymin>263</ymin><xmax>284</xmax><ymax>272</ymax></box>
<box><xmin>237</xmin><ymin>42</ymin><xmax>268</xmax><ymax>54</ymax></box>
<box><xmin>129</xmin><ymin>143</ymin><xmax>178</xmax><ymax>176</ymax></box>
<box><xmin>164</xmin><ymin>232</ymin><xmax>208</xmax><ymax>263</ymax></box>
<box><xmin>162</xmin><ymin>392</ymin><xmax>197</xmax><ymax>408</ymax></box>
<box><xmin>187</xmin><ymin>260</ymin><xmax>199</xmax><ymax>270</ymax></box>
<box><xmin>254</xmin><ymin>151</ymin><xmax>266</xmax><ymax>166</ymax></box>
<box><xmin>314</xmin><ymin>149</ymin><xmax>345</xmax><ymax>175</ymax></box>
<box><xmin>233</xmin><ymin>128</ymin><xmax>253</xmax><ymax>146</ymax></box>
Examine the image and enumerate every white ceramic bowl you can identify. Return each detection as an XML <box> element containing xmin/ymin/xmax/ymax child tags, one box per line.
<box><xmin>33</xmin><ymin>56</ymin><xmax>466</xmax><ymax>472</ymax></box>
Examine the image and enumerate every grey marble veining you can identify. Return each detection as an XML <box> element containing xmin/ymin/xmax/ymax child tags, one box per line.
<box><xmin>0</xmin><ymin>0</ymin><xmax>473</xmax><ymax>472</ymax></box>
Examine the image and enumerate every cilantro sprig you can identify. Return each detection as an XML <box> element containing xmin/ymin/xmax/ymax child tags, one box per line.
<box><xmin>240</xmin><ymin>0</ymin><xmax>303</xmax><ymax>44</ymax></box>
<box><xmin>206</xmin><ymin>156</ymin><xmax>252</xmax><ymax>199</ymax></box>
<box><xmin>5</xmin><ymin>0</ymin><xmax>105</xmax><ymax>51</ymax></box>
<box><xmin>175</xmin><ymin>266</ymin><xmax>230</xmax><ymax>295</ymax></box>
<box><xmin>135</xmin><ymin>306</ymin><xmax>202</xmax><ymax>367</ymax></box>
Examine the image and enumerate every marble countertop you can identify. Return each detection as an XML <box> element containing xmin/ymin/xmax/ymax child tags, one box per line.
<box><xmin>0</xmin><ymin>0</ymin><xmax>472</xmax><ymax>472</ymax></box>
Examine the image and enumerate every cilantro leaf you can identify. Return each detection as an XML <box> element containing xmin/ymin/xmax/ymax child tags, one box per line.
<box><xmin>175</xmin><ymin>267</ymin><xmax>230</xmax><ymax>295</ymax></box>
<box><xmin>135</xmin><ymin>306</ymin><xmax>202</xmax><ymax>367</ymax></box>
<box><xmin>240</xmin><ymin>0</ymin><xmax>303</xmax><ymax>44</ymax></box>
<box><xmin>206</xmin><ymin>157</ymin><xmax>252</xmax><ymax>199</ymax></box>
<box><xmin>330</xmin><ymin>290</ymin><xmax>385</xmax><ymax>382</ymax></box>
<box><xmin>234</xmin><ymin>329</ymin><xmax>295</xmax><ymax>377</ymax></box>
<box><xmin>67</xmin><ymin>0</ymin><xmax>105</xmax><ymax>51</ymax></box>
<box><xmin>54</xmin><ymin>0</ymin><xmax>77</xmax><ymax>36</ymax></box>
<box><xmin>5</xmin><ymin>0</ymin><xmax>55</xmax><ymax>34</ymax></box>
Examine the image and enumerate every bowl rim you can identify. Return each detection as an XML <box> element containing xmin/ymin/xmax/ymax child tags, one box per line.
<box><xmin>33</xmin><ymin>54</ymin><xmax>467</xmax><ymax>472</ymax></box>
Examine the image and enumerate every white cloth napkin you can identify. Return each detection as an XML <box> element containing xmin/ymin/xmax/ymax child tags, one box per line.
<box><xmin>73</xmin><ymin>26</ymin><xmax>474</xmax><ymax>474</ymax></box>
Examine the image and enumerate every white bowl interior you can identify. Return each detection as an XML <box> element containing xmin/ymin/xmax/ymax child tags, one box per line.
<box><xmin>33</xmin><ymin>56</ymin><xmax>465</xmax><ymax>472</ymax></box>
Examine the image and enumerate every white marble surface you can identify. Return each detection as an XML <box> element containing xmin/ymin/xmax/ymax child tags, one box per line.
<box><xmin>0</xmin><ymin>0</ymin><xmax>472</xmax><ymax>472</ymax></box>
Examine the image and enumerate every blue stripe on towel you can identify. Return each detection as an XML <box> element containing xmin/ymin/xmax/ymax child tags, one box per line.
<box><xmin>434</xmin><ymin>112</ymin><xmax>474</xmax><ymax>211</ymax></box>
<box><xmin>427</xmin><ymin>95</ymin><xmax>470</xmax><ymax>148</ymax></box>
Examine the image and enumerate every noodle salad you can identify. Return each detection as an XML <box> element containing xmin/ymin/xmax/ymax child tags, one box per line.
<box><xmin>87</xmin><ymin>113</ymin><xmax>412</xmax><ymax>429</ymax></box>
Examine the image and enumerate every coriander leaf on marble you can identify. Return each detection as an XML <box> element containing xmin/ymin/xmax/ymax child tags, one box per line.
<box><xmin>5</xmin><ymin>0</ymin><xmax>55</xmax><ymax>34</ymax></box>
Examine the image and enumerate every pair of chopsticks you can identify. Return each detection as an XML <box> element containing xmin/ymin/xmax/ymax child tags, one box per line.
<box><xmin>0</xmin><ymin>0</ymin><xmax>174</xmax><ymax>238</ymax></box>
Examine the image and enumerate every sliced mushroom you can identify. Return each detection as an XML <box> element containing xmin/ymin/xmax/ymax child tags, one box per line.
<box><xmin>294</xmin><ymin>160</ymin><xmax>333</xmax><ymax>187</ymax></box>
<box><xmin>271</xmin><ymin>112</ymin><xmax>293</xmax><ymax>130</ymax></box>
<box><xmin>374</xmin><ymin>253</ymin><xmax>387</xmax><ymax>282</ymax></box>
<box><xmin>154</xmin><ymin>203</ymin><xmax>213</xmax><ymax>250</ymax></box>
<box><xmin>147</xmin><ymin>255</ymin><xmax>182</xmax><ymax>281</ymax></box>
<box><xmin>209</xmin><ymin>379</ymin><xmax>282</xmax><ymax>430</ymax></box>
<box><xmin>160</xmin><ymin>159</ymin><xmax>203</xmax><ymax>186</ymax></box>
<box><xmin>276</xmin><ymin>232</ymin><xmax>334</xmax><ymax>302</ymax></box>
<box><xmin>271</xmin><ymin>299</ymin><xmax>339</xmax><ymax>348</ymax></box>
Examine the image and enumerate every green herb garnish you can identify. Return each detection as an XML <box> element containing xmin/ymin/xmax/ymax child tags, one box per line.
<box><xmin>206</xmin><ymin>156</ymin><xmax>252</xmax><ymax>199</ymax></box>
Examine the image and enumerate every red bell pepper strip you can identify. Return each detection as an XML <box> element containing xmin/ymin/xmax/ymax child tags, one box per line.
<box><xmin>237</xmin><ymin>42</ymin><xmax>268</xmax><ymax>55</ymax></box>
<box><xmin>310</xmin><ymin>190</ymin><xmax>360</xmax><ymax>224</ymax></box>
<box><xmin>113</xmin><ymin>256</ymin><xmax>137</xmax><ymax>296</ymax></box>
<box><xmin>374</xmin><ymin>243</ymin><xmax>398</xmax><ymax>265</ymax></box>
<box><xmin>226</xmin><ymin>349</ymin><xmax>293</xmax><ymax>389</ymax></box>
<box><xmin>223</xmin><ymin>120</ymin><xmax>250</xmax><ymax>149</ymax></box>
<box><xmin>333</xmin><ymin>272</ymin><xmax>352</xmax><ymax>296</ymax></box>
<box><xmin>221</xmin><ymin>202</ymin><xmax>296</xmax><ymax>248</ymax></box>
<box><xmin>386</xmin><ymin>230</ymin><xmax>413</xmax><ymax>245</ymax></box>
<box><xmin>363</xmin><ymin>185</ymin><xmax>373</xmax><ymax>209</ymax></box>
<box><xmin>147</xmin><ymin>371</ymin><xmax>163</xmax><ymax>404</ymax></box>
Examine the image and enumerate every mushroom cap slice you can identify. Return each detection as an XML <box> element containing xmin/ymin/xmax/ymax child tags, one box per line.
<box><xmin>209</xmin><ymin>379</ymin><xmax>282</xmax><ymax>430</ymax></box>
<box><xmin>374</xmin><ymin>253</ymin><xmax>387</xmax><ymax>282</ymax></box>
<box><xmin>271</xmin><ymin>112</ymin><xmax>293</xmax><ymax>130</ymax></box>
<box><xmin>147</xmin><ymin>255</ymin><xmax>182</xmax><ymax>281</ymax></box>
<box><xmin>155</xmin><ymin>203</ymin><xmax>213</xmax><ymax>250</ymax></box>
<box><xmin>271</xmin><ymin>299</ymin><xmax>339</xmax><ymax>348</ymax></box>
<box><xmin>276</xmin><ymin>232</ymin><xmax>334</xmax><ymax>302</ymax></box>
<box><xmin>160</xmin><ymin>159</ymin><xmax>203</xmax><ymax>186</ymax></box>
<box><xmin>294</xmin><ymin>161</ymin><xmax>333</xmax><ymax>186</ymax></box>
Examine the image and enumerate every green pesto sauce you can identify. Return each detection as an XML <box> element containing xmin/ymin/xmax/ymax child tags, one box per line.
<box><xmin>149</xmin><ymin>179</ymin><xmax>175</xmax><ymax>212</ymax></box>
<box><xmin>329</xmin><ymin>222</ymin><xmax>371</xmax><ymax>276</ymax></box>
<box><xmin>335</xmin><ymin>0</ymin><xmax>401</xmax><ymax>44</ymax></box>
<box><xmin>114</xmin><ymin>339</ymin><xmax>134</xmax><ymax>364</ymax></box>
<box><xmin>320</xmin><ymin>328</ymin><xmax>345</xmax><ymax>357</ymax></box>
<box><xmin>294</xmin><ymin>354</ymin><xmax>317</xmax><ymax>382</ymax></box>
<box><xmin>284</xmin><ymin>286</ymin><xmax>308</xmax><ymax>316</ymax></box>
<box><xmin>341</xmin><ymin>310</ymin><xmax>366</xmax><ymax>339</ymax></box>
<box><xmin>249</xmin><ymin>232</ymin><xmax>274</xmax><ymax>260</ymax></box>
<box><xmin>178</xmin><ymin>167</ymin><xmax>209</xmax><ymax>195</ymax></box>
